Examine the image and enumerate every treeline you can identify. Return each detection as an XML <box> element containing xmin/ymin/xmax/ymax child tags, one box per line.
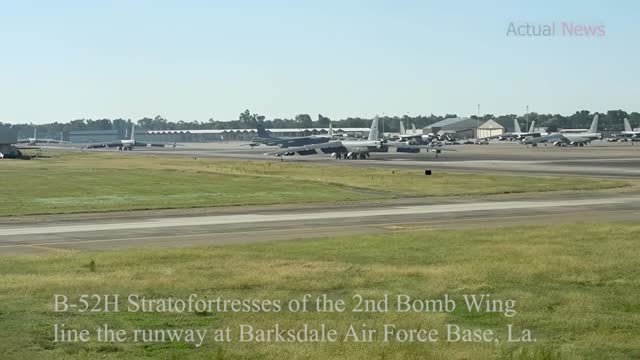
<box><xmin>2</xmin><ymin>109</ymin><xmax>639</xmax><ymax>138</ymax></box>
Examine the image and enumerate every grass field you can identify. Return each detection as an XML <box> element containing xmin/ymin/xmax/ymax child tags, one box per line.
<box><xmin>0</xmin><ymin>152</ymin><xmax>627</xmax><ymax>216</ymax></box>
<box><xmin>1</xmin><ymin>223</ymin><xmax>639</xmax><ymax>359</ymax></box>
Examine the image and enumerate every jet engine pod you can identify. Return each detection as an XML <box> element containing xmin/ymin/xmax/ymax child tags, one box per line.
<box><xmin>396</xmin><ymin>147</ymin><xmax>419</xmax><ymax>153</ymax></box>
<box><xmin>298</xmin><ymin>149</ymin><xmax>317</xmax><ymax>155</ymax></box>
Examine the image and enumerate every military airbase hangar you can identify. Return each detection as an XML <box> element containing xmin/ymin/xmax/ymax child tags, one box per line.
<box><xmin>144</xmin><ymin>127</ymin><xmax>372</xmax><ymax>142</ymax></box>
<box><xmin>128</xmin><ymin>118</ymin><xmax>506</xmax><ymax>143</ymax></box>
<box><xmin>141</xmin><ymin>119</ymin><xmax>506</xmax><ymax>142</ymax></box>
<box><xmin>38</xmin><ymin>118</ymin><xmax>505</xmax><ymax>144</ymax></box>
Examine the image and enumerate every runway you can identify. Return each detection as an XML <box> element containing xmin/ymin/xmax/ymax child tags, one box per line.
<box><xmin>2</xmin><ymin>194</ymin><xmax>639</xmax><ymax>255</ymax></box>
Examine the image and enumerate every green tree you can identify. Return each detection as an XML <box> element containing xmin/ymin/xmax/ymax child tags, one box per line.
<box><xmin>317</xmin><ymin>114</ymin><xmax>331</xmax><ymax>127</ymax></box>
<box><xmin>605</xmin><ymin>110</ymin><xmax>628</xmax><ymax>130</ymax></box>
<box><xmin>295</xmin><ymin>114</ymin><xmax>313</xmax><ymax>128</ymax></box>
<box><xmin>239</xmin><ymin>109</ymin><xmax>253</xmax><ymax>126</ymax></box>
<box><xmin>137</xmin><ymin>117</ymin><xmax>153</xmax><ymax>129</ymax></box>
<box><xmin>239</xmin><ymin>109</ymin><xmax>264</xmax><ymax>128</ymax></box>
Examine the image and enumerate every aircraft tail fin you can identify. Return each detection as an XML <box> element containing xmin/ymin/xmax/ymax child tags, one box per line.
<box><xmin>514</xmin><ymin>119</ymin><xmax>522</xmax><ymax>133</ymax></box>
<box><xmin>589</xmin><ymin>114</ymin><xmax>599</xmax><ymax>134</ymax></box>
<box><xmin>256</xmin><ymin>124</ymin><xmax>270</xmax><ymax>138</ymax></box>
<box><xmin>399</xmin><ymin>120</ymin><xmax>406</xmax><ymax>135</ymax></box>
<box><xmin>328</xmin><ymin>122</ymin><xmax>333</xmax><ymax>137</ymax></box>
<box><xmin>624</xmin><ymin>118</ymin><xmax>632</xmax><ymax>132</ymax></box>
<box><xmin>411</xmin><ymin>123</ymin><xmax>416</xmax><ymax>131</ymax></box>
<box><xmin>131</xmin><ymin>124</ymin><xmax>136</xmax><ymax>142</ymax></box>
<box><xmin>528</xmin><ymin>121</ymin><xmax>536</xmax><ymax>133</ymax></box>
<box><xmin>368</xmin><ymin>117</ymin><xmax>379</xmax><ymax>141</ymax></box>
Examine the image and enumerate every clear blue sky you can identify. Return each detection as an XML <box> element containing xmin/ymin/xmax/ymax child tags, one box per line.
<box><xmin>0</xmin><ymin>0</ymin><xmax>637</xmax><ymax>123</ymax></box>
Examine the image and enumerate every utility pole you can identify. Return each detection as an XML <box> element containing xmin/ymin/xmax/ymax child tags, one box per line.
<box><xmin>526</xmin><ymin>105</ymin><xmax>529</xmax><ymax>131</ymax></box>
<box><xmin>477</xmin><ymin>104</ymin><xmax>480</xmax><ymax>139</ymax></box>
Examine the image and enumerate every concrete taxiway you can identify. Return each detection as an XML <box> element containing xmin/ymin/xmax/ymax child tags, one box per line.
<box><xmin>39</xmin><ymin>141</ymin><xmax>640</xmax><ymax>179</ymax></box>
<box><xmin>78</xmin><ymin>141</ymin><xmax>640</xmax><ymax>179</ymax></box>
<box><xmin>2</xmin><ymin>193</ymin><xmax>639</xmax><ymax>255</ymax></box>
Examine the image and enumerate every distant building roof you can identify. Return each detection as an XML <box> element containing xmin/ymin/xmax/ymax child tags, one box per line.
<box><xmin>146</xmin><ymin>128</ymin><xmax>370</xmax><ymax>135</ymax></box>
<box><xmin>479</xmin><ymin>119</ymin><xmax>504</xmax><ymax>129</ymax></box>
<box><xmin>69</xmin><ymin>130</ymin><xmax>119</xmax><ymax>135</ymax></box>
<box><xmin>423</xmin><ymin>117</ymin><xmax>479</xmax><ymax>131</ymax></box>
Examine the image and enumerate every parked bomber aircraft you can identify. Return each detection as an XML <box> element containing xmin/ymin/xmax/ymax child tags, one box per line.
<box><xmin>250</xmin><ymin>124</ymin><xmax>333</xmax><ymax>148</ymax></box>
<box><xmin>17</xmin><ymin>129</ymin><xmax>66</xmax><ymax>145</ymax></box>
<box><xmin>394</xmin><ymin>121</ymin><xmax>450</xmax><ymax>144</ymax></box>
<box><xmin>395</xmin><ymin>121</ymin><xmax>425</xmax><ymax>143</ymax></box>
<box><xmin>82</xmin><ymin>124</ymin><xmax>173</xmax><ymax>150</ymax></box>
<box><xmin>615</xmin><ymin>118</ymin><xmax>640</xmax><ymax>141</ymax></box>
<box><xmin>524</xmin><ymin>115</ymin><xmax>601</xmax><ymax>146</ymax></box>
<box><xmin>483</xmin><ymin>119</ymin><xmax>541</xmax><ymax>141</ymax></box>
<box><xmin>265</xmin><ymin>117</ymin><xmax>451</xmax><ymax>159</ymax></box>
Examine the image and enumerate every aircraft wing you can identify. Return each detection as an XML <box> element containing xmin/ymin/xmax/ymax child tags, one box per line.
<box><xmin>397</xmin><ymin>134</ymin><xmax>423</xmax><ymax>141</ymax></box>
<box><xmin>386</xmin><ymin>142</ymin><xmax>455</xmax><ymax>153</ymax></box>
<box><xmin>565</xmin><ymin>136</ymin><xmax>594</xmax><ymax>144</ymax></box>
<box><xmin>37</xmin><ymin>138</ymin><xmax>67</xmax><ymax>144</ymax></box>
<box><xmin>133</xmin><ymin>141</ymin><xmax>173</xmax><ymax>147</ymax></box>
<box><xmin>83</xmin><ymin>141</ymin><xmax>123</xmax><ymax>149</ymax></box>
<box><xmin>521</xmin><ymin>133</ymin><xmax>542</xmax><ymax>139</ymax></box>
<box><xmin>480</xmin><ymin>133</ymin><xmax>513</xmax><ymax>140</ymax></box>
<box><xmin>252</xmin><ymin>138</ymin><xmax>281</xmax><ymax>146</ymax></box>
<box><xmin>615</xmin><ymin>133</ymin><xmax>639</xmax><ymax>139</ymax></box>
<box><xmin>523</xmin><ymin>133</ymin><xmax>565</xmax><ymax>144</ymax></box>
<box><xmin>264</xmin><ymin>140</ymin><xmax>345</xmax><ymax>156</ymax></box>
<box><xmin>17</xmin><ymin>138</ymin><xmax>67</xmax><ymax>144</ymax></box>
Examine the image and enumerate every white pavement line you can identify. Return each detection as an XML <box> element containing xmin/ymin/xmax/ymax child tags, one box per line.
<box><xmin>0</xmin><ymin>198</ymin><xmax>632</xmax><ymax>237</ymax></box>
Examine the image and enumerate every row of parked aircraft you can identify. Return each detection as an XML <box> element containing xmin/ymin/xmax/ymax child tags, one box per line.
<box><xmin>485</xmin><ymin>115</ymin><xmax>638</xmax><ymax>147</ymax></box>
<box><xmin>249</xmin><ymin>124</ymin><xmax>337</xmax><ymax>148</ymax></box>
<box><xmin>394</xmin><ymin>122</ymin><xmax>455</xmax><ymax>144</ymax></box>
<box><xmin>79</xmin><ymin>125</ymin><xmax>174</xmax><ymax>150</ymax></box>
<box><xmin>614</xmin><ymin>118</ymin><xmax>640</xmax><ymax>140</ymax></box>
<box><xmin>262</xmin><ymin>117</ymin><xmax>451</xmax><ymax>159</ymax></box>
<box><xmin>252</xmin><ymin>114</ymin><xmax>639</xmax><ymax>159</ymax></box>
<box><xmin>14</xmin><ymin>115</ymin><xmax>637</xmax><ymax>157</ymax></box>
<box><xmin>484</xmin><ymin>120</ymin><xmax>540</xmax><ymax>141</ymax></box>
<box><xmin>15</xmin><ymin>125</ymin><xmax>174</xmax><ymax>150</ymax></box>
<box><xmin>17</xmin><ymin>129</ymin><xmax>67</xmax><ymax>146</ymax></box>
<box><xmin>523</xmin><ymin>115</ymin><xmax>601</xmax><ymax>146</ymax></box>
